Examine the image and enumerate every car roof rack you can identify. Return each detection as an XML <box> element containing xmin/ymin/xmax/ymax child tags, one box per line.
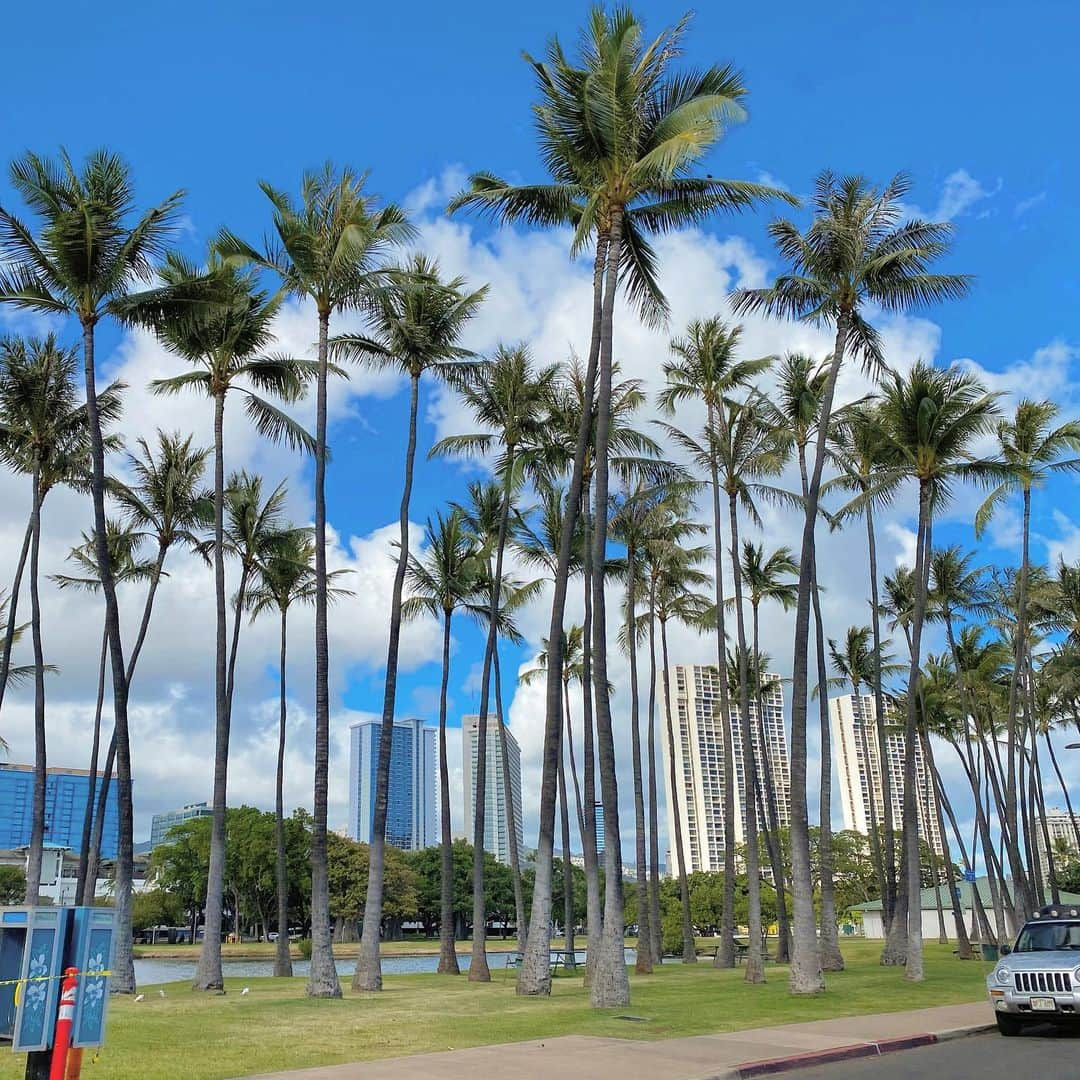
<box><xmin>1032</xmin><ymin>905</ymin><xmax>1080</xmax><ymax>919</ymax></box>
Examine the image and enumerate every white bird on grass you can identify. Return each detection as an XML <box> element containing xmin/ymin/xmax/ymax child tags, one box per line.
<box><xmin>158</xmin><ymin>990</ymin><xmax>166</xmax><ymax>998</ymax></box>
<box><xmin>134</xmin><ymin>995</ymin><xmax>144</xmax><ymax>1003</ymax></box>
<box><xmin>241</xmin><ymin>987</ymin><xmax>250</xmax><ymax>996</ymax></box>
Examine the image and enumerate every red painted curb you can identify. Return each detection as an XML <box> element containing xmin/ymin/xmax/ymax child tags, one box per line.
<box><xmin>733</xmin><ymin>1032</ymin><xmax>939</xmax><ymax>1077</ymax></box>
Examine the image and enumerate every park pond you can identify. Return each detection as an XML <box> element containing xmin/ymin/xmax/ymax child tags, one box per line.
<box><xmin>133</xmin><ymin>949</ymin><xmax>635</xmax><ymax>985</ymax></box>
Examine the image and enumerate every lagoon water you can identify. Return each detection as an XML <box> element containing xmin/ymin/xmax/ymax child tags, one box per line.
<box><xmin>134</xmin><ymin>948</ymin><xmax>626</xmax><ymax>985</ymax></box>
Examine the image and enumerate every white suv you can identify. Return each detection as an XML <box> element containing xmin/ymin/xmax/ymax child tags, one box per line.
<box><xmin>988</xmin><ymin>905</ymin><xmax>1080</xmax><ymax>1035</ymax></box>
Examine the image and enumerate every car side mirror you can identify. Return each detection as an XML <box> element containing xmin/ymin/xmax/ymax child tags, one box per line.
<box><xmin>1000</xmin><ymin>944</ymin><xmax>1012</xmax><ymax>956</ymax></box>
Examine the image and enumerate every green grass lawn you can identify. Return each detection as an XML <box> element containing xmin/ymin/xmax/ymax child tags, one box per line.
<box><xmin>3</xmin><ymin>941</ymin><xmax>992</xmax><ymax>1080</ymax></box>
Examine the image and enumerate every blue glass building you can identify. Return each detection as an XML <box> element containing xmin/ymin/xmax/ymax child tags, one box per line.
<box><xmin>348</xmin><ymin>719</ymin><xmax>437</xmax><ymax>850</ymax></box>
<box><xmin>0</xmin><ymin>765</ymin><xmax>118</xmax><ymax>858</ymax></box>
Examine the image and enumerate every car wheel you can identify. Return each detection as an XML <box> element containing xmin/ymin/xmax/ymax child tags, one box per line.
<box><xmin>996</xmin><ymin>1013</ymin><xmax>1024</xmax><ymax>1037</ymax></box>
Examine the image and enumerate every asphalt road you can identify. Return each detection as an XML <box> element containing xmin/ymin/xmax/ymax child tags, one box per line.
<box><xmin>790</xmin><ymin>1027</ymin><xmax>1080</xmax><ymax>1078</ymax></box>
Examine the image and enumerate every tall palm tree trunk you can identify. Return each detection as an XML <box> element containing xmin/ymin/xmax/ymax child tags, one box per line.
<box><xmin>789</xmin><ymin>311</ymin><xmax>849</xmax><ymax>994</ymax></box>
<box><xmin>437</xmin><ymin>611</ymin><xmax>459</xmax><ymax>975</ymax></box>
<box><xmin>493</xmin><ymin>649</ymin><xmax>526</xmax><ymax>952</ymax></box>
<box><xmin>812</xmin><ymin>571</ymin><xmax>843</xmax><ymax>971</ymax></box>
<box><xmin>923</xmin><ymin>733</ymin><xmax>970</xmax><ymax>956</ymax></box>
<box><xmin>75</xmin><ymin>621</ymin><xmax>109</xmax><ymax>901</ymax></box>
<box><xmin>0</xmin><ymin>519</ymin><xmax>33</xmax><ymax>711</ymax></box>
<box><xmin>660</xmin><ymin>618</ymin><xmax>696</xmax><ymax>964</ymax></box>
<box><xmin>356</xmin><ymin>371</ymin><xmax>419</xmax><ymax>993</ymax></box>
<box><xmin>468</xmin><ymin>457</ymin><xmax>516</xmax><ymax>984</ymax></box>
<box><xmin>558</xmin><ymin>728</ymin><xmax>575</xmax><ymax>959</ymax></box>
<box><xmin>937</xmin><ymin>771</ymin><xmax>992</xmax><ymax>942</ymax></box>
<box><xmin>519</xmin><ymin>236</ymin><xmax>606</xmax><ymax>997</ymax></box>
<box><xmin>84</xmin><ymin>736</ymin><xmax>113</xmax><ymax>907</ymax></box>
<box><xmin>82</xmin><ymin>319</ymin><xmax>136</xmax><ymax>994</ymax></box>
<box><xmin>708</xmin><ymin>409</ymin><xmax>738</xmax><ymax>969</ymax></box>
<box><xmin>1002</xmin><ymin>487</ymin><xmax>1034</xmax><ymax>919</ymax></box>
<box><xmin>311</xmin><ymin>313</ymin><xmax>342</xmax><ymax>998</ymax></box>
<box><xmin>865</xmin><ymin>501</ymin><xmax>897</xmax><ymax>930</ymax></box>
<box><xmin>646</xmin><ymin>585</ymin><xmax>663</xmax><ymax>966</ymax></box>
<box><xmin>195</xmin><ymin>391</ymin><xmax>229</xmax><ymax>993</ymax></box>
<box><xmin>922</xmin><ymin>755</ymin><xmax>947</xmax><ymax>944</ymax></box>
<box><xmin>589</xmin><ymin>204</ymin><xmax>630</xmax><ymax>1007</ymax></box>
<box><xmin>901</xmin><ymin>488</ymin><xmax>932</xmax><ymax>982</ymax></box>
<box><xmin>626</xmin><ymin>545</ymin><xmax>652</xmax><ymax>974</ymax></box>
<box><xmin>728</xmin><ymin>494</ymin><xmax>765</xmax><ymax>984</ymax></box>
<box><xmin>274</xmin><ymin>608</ymin><xmax>294</xmax><ymax>978</ymax></box>
<box><xmin>82</xmin><ymin>541</ymin><xmax>168</xmax><ymax>906</ymax></box>
<box><xmin>579</xmin><ymin>495</ymin><xmax>602</xmax><ymax>987</ymax></box>
<box><xmin>564</xmin><ymin>685</ymin><xmax>586</xmax><ymax>840</ymax></box>
<box><xmin>751</xmin><ymin>602</ymin><xmax>789</xmax><ymax>964</ymax></box>
<box><xmin>24</xmin><ymin>461</ymin><xmax>45</xmax><ymax>903</ymax></box>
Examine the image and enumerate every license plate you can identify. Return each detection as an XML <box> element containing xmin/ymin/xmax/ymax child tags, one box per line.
<box><xmin>1031</xmin><ymin>997</ymin><xmax>1057</xmax><ymax>1012</ymax></box>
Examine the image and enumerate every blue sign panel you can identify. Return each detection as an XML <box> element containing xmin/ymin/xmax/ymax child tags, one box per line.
<box><xmin>68</xmin><ymin>907</ymin><xmax>115</xmax><ymax>1048</ymax></box>
<box><xmin>963</xmin><ymin>870</ymin><xmax>977</xmax><ymax>883</ymax></box>
<box><xmin>12</xmin><ymin>907</ymin><xmax>71</xmax><ymax>1052</ymax></box>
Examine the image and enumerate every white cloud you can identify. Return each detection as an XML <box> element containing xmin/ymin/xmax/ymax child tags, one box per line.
<box><xmin>901</xmin><ymin>168</ymin><xmax>999</xmax><ymax>223</ymax></box>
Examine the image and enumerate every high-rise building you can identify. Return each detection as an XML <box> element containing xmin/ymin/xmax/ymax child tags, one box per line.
<box><xmin>828</xmin><ymin>693</ymin><xmax>944</xmax><ymax>857</ymax></box>
<box><xmin>150</xmin><ymin>802</ymin><xmax>212</xmax><ymax>848</ymax></box>
<box><xmin>1035</xmin><ymin>808</ymin><xmax>1080</xmax><ymax>878</ymax></box>
<box><xmin>662</xmin><ymin>665</ymin><xmax>791</xmax><ymax>876</ymax></box>
<box><xmin>348</xmin><ymin>718</ymin><xmax>438</xmax><ymax>850</ymax></box>
<box><xmin>462</xmin><ymin>715</ymin><xmax>523</xmax><ymax>865</ymax></box>
<box><xmin>0</xmin><ymin>764</ymin><xmax>118</xmax><ymax>858</ymax></box>
<box><xmin>594</xmin><ymin>802</ymin><xmax>605</xmax><ymax>856</ymax></box>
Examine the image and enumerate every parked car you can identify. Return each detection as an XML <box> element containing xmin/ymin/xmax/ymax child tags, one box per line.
<box><xmin>987</xmin><ymin>904</ymin><xmax>1080</xmax><ymax>1035</ymax></box>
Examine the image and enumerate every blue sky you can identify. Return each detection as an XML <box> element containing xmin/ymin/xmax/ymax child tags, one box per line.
<box><xmin>1</xmin><ymin>1</ymin><xmax>1078</xmax><ymax>849</ymax></box>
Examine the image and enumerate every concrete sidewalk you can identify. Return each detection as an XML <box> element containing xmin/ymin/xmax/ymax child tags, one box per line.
<box><xmin>239</xmin><ymin>1000</ymin><xmax>993</xmax><ymax>1080</ymax></box>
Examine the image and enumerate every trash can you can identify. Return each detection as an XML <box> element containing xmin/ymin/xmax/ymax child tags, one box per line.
<box><xmin>981</xmin><ymin>943</ymin><xmax>999</xmax><ymax>962</ymax></box>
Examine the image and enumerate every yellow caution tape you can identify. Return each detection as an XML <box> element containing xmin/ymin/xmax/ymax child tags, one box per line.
<box><xmin>0</xmin><ymin>969</ymin><xmax>112</xmax><ymax>989</ymax></box>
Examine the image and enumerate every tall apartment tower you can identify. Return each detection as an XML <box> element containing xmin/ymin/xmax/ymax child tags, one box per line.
<box><xmin>661</xmin><ymin>664</ymin><xmax>791</xmax><ymax>876</ymax></box>
<box><xmin>1035</xmin><ymin>808</ymin><xmax>1080</xmax><ymax>878</ymax></box>
<box><xmin>348</xmin><ymin>718</ymin><xmax>438</xmax><ymax>850</ymax></box>
<box><xmin>828</xmin><ymin>692</ymin><xmax>944</xmax><ymax>857</ymax></box>
<box><xmin>462</xmin><ymin>715</ymin><xmax>523</xmax><ymax>865</ymax></box>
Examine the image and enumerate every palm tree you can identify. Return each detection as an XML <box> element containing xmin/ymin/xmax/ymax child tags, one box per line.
<box><xmin>432</xmin><ymin>345</ymin><xmax>555</xmax><ymax>982</ymax></box>
<box><xmin>828</xmin><ymin>399</ymin><xmax>904</xmax><ymax>937</ymax></box>
<box><xmin>521</xmin><ymin>629</ymin><xmax>588</xmax><ymax>968</ymax></box>
<box><xmin>81</xmin><ymin>433</ymin><xmax>211</xmax><ymax>906</ymax></box>
<box><xmin>762</xmin><ymin>351</ymin><xmax>846</xmax><ymax>970</ymax></box>
<box><xmin>0</xmin><ymin>334</ymin><xmax>123</xmax><ymax>903</ymax></box>
<box><xmin>659</xmin><ymin>316</ymin><xmax>770</xmax><ymax>967</ymax></box>
<box><xmin>713</xmin><ymin>394</ymin><xmax>785</xmax><ymax>984</ymax></box>
<box><xmin>611</xmin><ymin>482</ymin><xmax>683</xmax><ymax>975</ymax></box>
<box><xmin>401</xmin><ymin>509</ymin><xmax>484</xmax><ymax>975</ymax></box>
<box><xmin>739</xmin><ymin>541</ymin><xmax>797</xmax><ymax>962</ymax></box>
<box><xmin>541</xmin><ymin>360</ymin><xmax>672</xmax><ymax>984</ymax></box>
<box><xmin>0</xmin><ymin>150</ymin><xmax>196</xmax><ymax>992</ymax></box>
<box><xmin>150</xmin><ymin>257</ymin><xmax>314</xmax><ymax>992</ymax></box>
<box><xmin>51</xmin><ymin>521</ymin><xmax>155</xmax><ymax>903</ymax></box>
<box><xmin>732</xmin><ymin>172</ymin><xmax>970</xmax><ymax>993</ymax></box>
<box><xmin>452</xmin><ymin>11</ymin><xmax>783</xmax><ymax>1003</ymax></box>
<box><xmin>654</xmin><ymin>545</ymin><xmax>713</xmax><ymax>963</ymax></box>
<box><xmin>219</xmin><ymin>164</ymin><xmax>413</xmax><ymax>998</ymax></box>
<box><xmin>330</xmin><ymin>256</ymin><xmax>486</xmax><ymax>990</ymax></box>
<box><xmin>877</xmin><ymin>361</ymin><xmax>999</xmax><ymax>980</ymax></box>
<box><xmin>975</xmin><ymin>400</ymin><xmax>1080</xmax><ymax>921</ymax></box>
<box><xmin>248</xmin><ymin>529</ymin><xmax>351</xmax><ymax>977</ymax></box>
<box><xmin>462</xmin><ymin>481</ymin><xmax>534</xmax><ymax>954</ymax></box>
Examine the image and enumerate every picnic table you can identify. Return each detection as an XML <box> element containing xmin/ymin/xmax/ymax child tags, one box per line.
<box><xmin>504</xmin><ymin>948</ymin><xmax>581</xmax><ymax>974</ymax></box>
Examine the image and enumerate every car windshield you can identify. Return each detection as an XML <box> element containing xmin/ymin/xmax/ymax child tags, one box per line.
<box><xmin>1015</xmin><ymin>922</ymin><xmax>1080</xmax><ymax>952</ymax></box>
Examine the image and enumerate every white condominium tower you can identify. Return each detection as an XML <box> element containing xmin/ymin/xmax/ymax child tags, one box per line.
<box><xmin>462</xmin><ymin>714</ymin><xmax>523</xmax><ymax>865</ymax></box>
<box><xmin>662</xmin><ymin>664</ymin><xmax>791</xmax><ymax>875</ymax></box>
<box><xmin>1035</xmin><ymin>808</ymin><xmax>1080</xmax><ymax>878</ymax></box>
<box><xmin>828</xmin><ymin>692</ymin><xmax>944</xmax><ymax>857</ymax></box>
